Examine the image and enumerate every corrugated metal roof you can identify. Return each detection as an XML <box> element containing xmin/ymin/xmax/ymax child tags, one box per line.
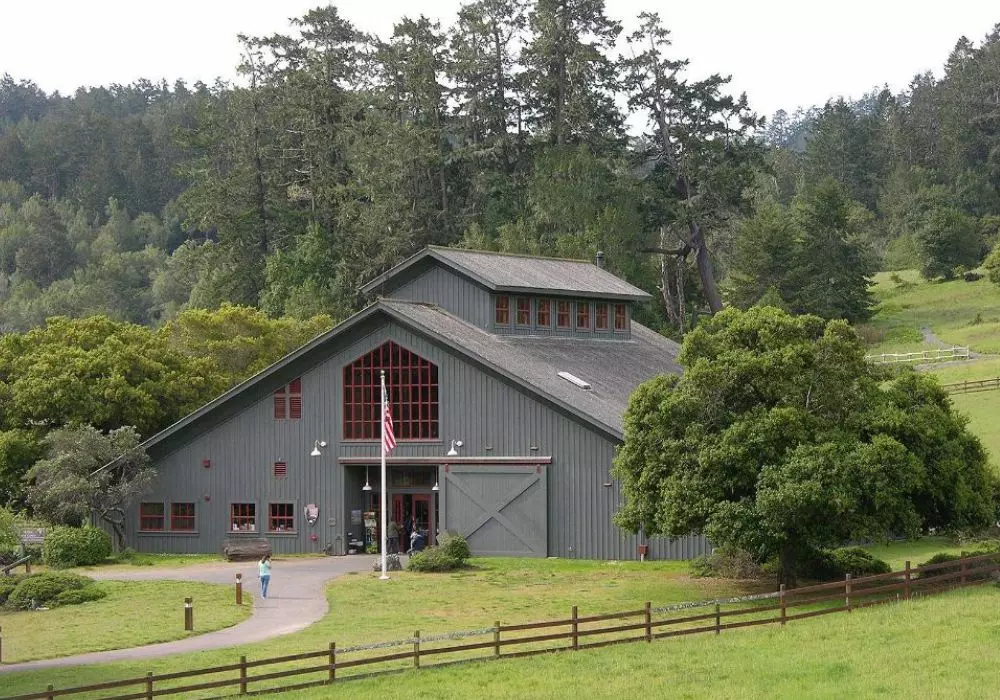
<box><xmin>381</xmin><ymin>299</ymin><xmax>680</xmax><ymax>436</ymax></box>
<box><xmin>135</xmin><ymin>298</ymin><xmax>681</xmax><ymax>458</ymax></box>
<box><xmin>361</xmin><ymin>246</ymin><xmax>652</xmax><ymax>301</ymax></box>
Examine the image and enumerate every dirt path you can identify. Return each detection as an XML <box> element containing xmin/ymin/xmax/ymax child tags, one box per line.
<box><xmin>0</xmin><ymin>555</ymin><xmax>380</xmax><ymax>673</ymax></box>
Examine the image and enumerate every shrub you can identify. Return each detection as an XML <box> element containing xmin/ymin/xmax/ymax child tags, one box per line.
<box><xmin>0</xmin><ymin>574</ymin><xmax>26</xmax><ymax>604</ymax></box>
<box><xmin>691</xmin><ymin>546</ymin><xmax>762</xmax><ymax>579</ymax></box>
<box><xmin>407</xmin><ymin>547</ymin><xmax>461</xmax><ymax>572</ymax></box>
<box><xmin>917</xmin><ymin>549</ymin><xmax>997</xmax><ymax>581</ymax></box>
<box><xmin>54</xmin><ymin>586</ymin><xmax>107</xmax><ymax>606</ymax></box>
<box><xmin>7</xmin><ymin>572</ymin><xmax>96</xmax><ymax>608</ymax></box>
<box><xmin>827</xmin><ymin>548</ymin><xmax>892</xmax><ymax>577</ymax></box>
<box><xmin>439</xmin><ymin>534</ymin><xmax>471</xmax><ymax>564</ymax></box>
<box><xmin>43</xmin><ymin>526</ymin><xmax>111</xmax><ymax>568</ymax></box>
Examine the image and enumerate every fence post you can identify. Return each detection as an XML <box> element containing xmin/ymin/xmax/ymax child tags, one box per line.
<box><xmin>779</xmin><ymin>584</ymin><xmax>786</xmax><ymax>625</ymax></box>
<box><xmin>644</xmin><ymin>601</ymin><xmax>652</xmax><ymax>643</ymax></box>
<box><xmin>413</xmin><ymin>630</ymin><xmax>420</xmax><ymax>668</ymax></box>
<box><xmin>329</xmin><ymin>642</ymin><xmax>336</xmax><ymax>681</ymax></box>
<box><xmin>1</xmin><ymin>624</ymin><xmax>3</xmax><ymax>663</ymax></box>
<box><xmin>46</xmin><ymin>684</ymin><xmax>54</xmax><ymax>700</ymax></box>
<box><xmin>494</xmin><ymin>621</ymin><xmax>501</xmax><ymax>658</ymax></box>
<box><xmin>571</xmin><ymin>605</ymin><xmax>579</xmax><ymax>650</ymax></box>
<box><xmin>845</xmin><ymin>574</ymin><xmax>852</xmax><ymax>612</ymax></box>
<box><xmin>714</xmin><ymin>604</ymin><xmax>721</xmax><ymax>635</ymax></box>
<box><xmin>961</xmin><ymin>560</ymin><xmax>968</xmax><ymax>586</ymax></box>
<box><xmin>184</xmin><ymin>597</ymin><xmax>193</xmax><ymax>631</ymax></box>
<box><xmin>145</xmin><ymin>671</ymin><xmax>153</xmax><ymax>700</ymax></box>
<box><xmin>904</xmin><ymin>561</ymin><xmax>911</xmax><ymax>601</ymax></box>
<box><xmin>239</xmin><ymin>655</ymin><xmax>247</xmax><ymax>695</ymax></box>
<box><xmin>236</xmin><ymin>573</ymin><xmax>243</xmax><ymax>606</ymax></box>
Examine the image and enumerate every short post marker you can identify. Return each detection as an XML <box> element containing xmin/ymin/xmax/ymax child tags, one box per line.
<box><xmin>236</xmin><ymin>573</ymin><xmax>243</xmax><ymax>606</ymax></box>
<box><xmin>184</xmin><ymin>597</ymin><xmax>194</xmax><ymax>631</ymax></box>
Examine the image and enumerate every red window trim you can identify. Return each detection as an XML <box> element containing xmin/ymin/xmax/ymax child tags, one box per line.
<box><xmin>515</xmin><ymin>297</ymin><xmax>531</xmax><ymax>325</ymax></box>
<box><xmin>537</xmin><ymin>299</ymin><xmax>551</xmax><ymax>327</ymax></box>
<box><xmin>343</xmin><ymin>341</ymin><xmax>440</xmax><ymax>441</ymax></box>
<box><xmin>556</xmin><ymin>300</ymin><xmax>571</xmax><ymax>328</ymax></box>
<box><xmin>596</xmin><ymin>303</ymin><xmax>609</xmax><ymax>330</ymax></box>
<box><xmin>494</xmin><ymin>295</ymin><xmax>510</xmax><ymax>325</ymax></box>
<box><xmin>614</xmin><ymin>303</ymin><xmax>627</xmax><ymax>331</ymax></box>
<box><xmin>230</xmin><ymin>503</ymin><xmax>257</xmax><ymax>532</ymax></box>
<box><xmin>268</xmin><ymin>502</ymin><xmax>296</xmax><ymax>532</ymax></box>
<box><xmin>170</xmin><ymin>502</ymin><xmax>196</xmax><ymax>531</ymax></box>
<box><xmin>576</xmin><ymin>301</ymin><xmax>591</xmax><ymax>330</ymax></box>
<box><xmin>139</xmin><ymin>502</ymin><xmax>165</xmax><ymax>531</ymax></box>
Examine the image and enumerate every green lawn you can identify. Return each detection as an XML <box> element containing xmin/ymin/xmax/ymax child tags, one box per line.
<box><xmin>0</xmin><ymin>558</ymin><xmax>753</xmax><ymax>695</ymax></box>
<box><xmin>860</xmin><ymin>536</ymin><xmax>998</xmax><ymax>570</ymax></box>
<box><xmin>0</xmin><ymin>580</ymin><xmax>251</xmax><ymax>663</ymax></box>
<box><xmin>289</xmin><ymin>586</ymin><xmax>1000</xmax><ymax>699</ymax></box>
<box><xmin>863</xmin><ymin>269</ymin><xmax>1000</xmax><ymax>355</ymax></box>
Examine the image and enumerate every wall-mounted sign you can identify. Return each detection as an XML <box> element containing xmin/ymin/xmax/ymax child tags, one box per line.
<box><xmin>351</xmin><ymin>509</ymin><xmax>362</xmax><ymax>525</ymax></box>
<box><xmin>305</xmin><ymin>503</ymin><xmax>319</xmax><ymax>525</ymax></box>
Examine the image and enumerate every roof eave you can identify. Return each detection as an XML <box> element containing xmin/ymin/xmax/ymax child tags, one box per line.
<box><xmin>493</xmin><ymin>285</ymin><xmax>651</xmax><ymax>302</ymax></box>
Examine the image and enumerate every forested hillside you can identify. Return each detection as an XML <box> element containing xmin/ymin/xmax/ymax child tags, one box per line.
<box><xmin>2</xmin><ymin>4</ymin><xmax>1000</xmax><ymax>335</ymax></box>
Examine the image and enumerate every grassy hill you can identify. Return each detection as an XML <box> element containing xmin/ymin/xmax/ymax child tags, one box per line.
<box><xmin>863</xmin><ymin>270</ymin><xmax>1000</xmax><ymax>355</ymax></box>
<box><xmin>862</xmin><ymin>270</ymin><xmax>1000</xmax><ymax>467</ymax></box>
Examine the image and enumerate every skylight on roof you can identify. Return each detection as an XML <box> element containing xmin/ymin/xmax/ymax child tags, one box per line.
<box><xmin>558</xmin><ymin>371</ymin><xmax>591</xmax><ymax>390</ymax></box>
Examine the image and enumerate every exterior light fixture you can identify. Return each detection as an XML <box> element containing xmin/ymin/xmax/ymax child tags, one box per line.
<box><xmin>446</xmin><ymin>439</ymin><xmax>463</xmax><ymax>457</ymax></box>
<box><xmin>310</xmin><ymin>440</ymin><xmax>327</xmax><ymax>457</ymax></box>
<box><xmin>362</xmin><ymin>466</ymin><xmax>373</xmax><ymax>491</ymax></box>
<box><xmin>432</xmin><ymin>481</ymin><xmax>440</xmax><ymax>492</ymax></box>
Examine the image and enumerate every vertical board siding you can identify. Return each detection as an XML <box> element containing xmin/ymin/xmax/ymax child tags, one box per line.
<box><xmin>134</xmin><ymin>317</ymin><xmax>707</xmax><ymax>560</ymax></box>
<box><xmin>392</xmin><ymin>265</ymin><xmax>491</xmax><ymax>328</ymax></box>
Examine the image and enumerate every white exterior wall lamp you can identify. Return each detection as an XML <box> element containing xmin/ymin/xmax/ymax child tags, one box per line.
<box><xmin>310</xmin><ymin>440</ymin><xmax>327</xmax><ymax>457</ymax></box>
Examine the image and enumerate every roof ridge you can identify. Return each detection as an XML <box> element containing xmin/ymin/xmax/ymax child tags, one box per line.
<box><xmin>429</xmin><ymin>245</ymin><xmax>591</xmax><ymax>265</ymax></box>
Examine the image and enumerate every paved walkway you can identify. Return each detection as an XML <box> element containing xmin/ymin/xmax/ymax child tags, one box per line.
<box><xmin>0</xmin><ymin>555</ymin><xmax>381</xmax><ymax>673</ymax></box>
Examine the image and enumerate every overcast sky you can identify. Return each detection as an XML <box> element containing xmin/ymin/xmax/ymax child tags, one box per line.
<box><xmin>2</xmin><ymin>1</ymin><xmax>997</xmax><ymax>118</ymax></box>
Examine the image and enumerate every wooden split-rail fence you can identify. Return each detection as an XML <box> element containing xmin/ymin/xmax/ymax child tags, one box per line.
<box><xmin>4</xmin><ymin>552</ymin><xmax>999</xmax><ymax>700</ymax></box>
<box><xmin>940</xmin><ymin>377</ymin><xmax>1000</xmax><ymax>395</ymax></box>
<box><xmin>865</xmin><ymin>347</ymin><xmax>970</xmax><ymax>364</ymax></box>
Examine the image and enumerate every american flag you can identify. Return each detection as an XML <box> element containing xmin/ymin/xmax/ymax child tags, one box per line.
<box><xmin>382</xmin><ymin>398</ymin><xmax>397</xmax><ymax>454</ymax></box>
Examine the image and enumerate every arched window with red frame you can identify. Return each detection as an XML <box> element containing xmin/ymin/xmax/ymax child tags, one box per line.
<box><xmin>343</xmin><ymin>341</ymin><xmax>440</xmax><ymax>441</ymax></box>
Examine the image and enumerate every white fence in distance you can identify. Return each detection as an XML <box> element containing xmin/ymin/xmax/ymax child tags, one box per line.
<box><xmin>865</xmin><ymin>346</ymin><xmax>971</xmax><ymax>364</ymax></box>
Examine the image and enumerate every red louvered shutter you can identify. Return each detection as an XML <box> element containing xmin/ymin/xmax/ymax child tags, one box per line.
<box><xmin>289</xmin><ymin>377</ymin><xmax>302</xmax><ymax>419</ymax></box>
<box><xmin>273</xmin><ymin>388</ymin><xmax>286</xmax><ymax>419</ymax></box>
<box><xmin>273</xmin><ymin>461</ymin><xmax>287</xmax><ymax>478</ymax></box>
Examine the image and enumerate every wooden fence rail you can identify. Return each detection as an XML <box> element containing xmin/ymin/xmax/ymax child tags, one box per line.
<box><xmin>941</xmin><ymin>377</ymin><xmax>1000</xmax><ymax>395</ymax></box>
<box><xmin>4</xmin><ymin>553</ymin><xmax>999</xmax><ymax>700</ymax></box>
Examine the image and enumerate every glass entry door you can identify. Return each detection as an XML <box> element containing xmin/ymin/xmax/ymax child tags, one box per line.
<box><xmin>391</xmin><ymin>493</ymin><xmax>436</xmax><ymax>549</ymax></box>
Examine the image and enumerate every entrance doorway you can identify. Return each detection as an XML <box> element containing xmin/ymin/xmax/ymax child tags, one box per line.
<box><xmin>392</xmin><ymin>493</ymin><xmax>435</xmax><ymax>551</ymax></box>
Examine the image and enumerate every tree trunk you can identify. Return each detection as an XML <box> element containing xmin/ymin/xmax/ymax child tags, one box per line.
<box><xmin>778</xmin><ymin>544</ymin><xmax>798</xmax><ymax>590</ymax></box>
<box><xmin>689</xmin><ymin>221</ymin><xmax>724</xmax><ymax>313</ymax></box>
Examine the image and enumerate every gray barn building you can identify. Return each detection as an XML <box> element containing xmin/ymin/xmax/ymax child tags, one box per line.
<box><xmin>126</xmin><ymin>247</ymin><xmax>709</xmax><ymax>560</ymax></box>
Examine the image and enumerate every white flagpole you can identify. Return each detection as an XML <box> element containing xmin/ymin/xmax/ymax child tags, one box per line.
<box><xmin>379</xmin><ymin>369</ymin><xmax>389</xmax><ymax>580</ymax></box>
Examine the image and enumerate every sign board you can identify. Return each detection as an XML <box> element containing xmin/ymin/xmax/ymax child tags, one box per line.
<box><xmin>351</xmin><ymin>509</ymin><xmax>362</xmax><ymax>525</ymax></box>
<box><xmin>19</xmin><ymin>528</ymin><xmax>46</xmax><ymax>545</ymax></box>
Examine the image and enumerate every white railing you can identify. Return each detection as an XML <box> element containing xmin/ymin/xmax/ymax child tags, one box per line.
<box><xmin>865</xmin><ymin>346</ymin><xmax>971</xmax><ymax>364</ymax></box>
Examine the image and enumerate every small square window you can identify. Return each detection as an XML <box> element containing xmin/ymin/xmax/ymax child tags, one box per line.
<box><xmin>614</xmin><ymin>303</ymin><xmax>627</xmax><ymax>331</ymax></box>
<box><xmin>596</xmin><ymin>303</ymin><xmax>609</xmax><ymax>330</ymax></box>
<box><xmin>556</xmin><ymin>300</ymin><xmax>571</xmax><ymax>328</ymax></box>
<box><xmin>494</xmin><ymin>296</ymin><xmax>510</xmax><ymax>325</ymax></box>
<box><xmin>171</xmin><ymin>503</ymin><xmax>196</xmax><ymax>531</ymax></box>
<box><xmin>140</xmin><ymin>502</ymin><xmax>164</xmax><ymax>531</ymax></box>
<box><xmin>269</xmin><ymin>503</ymin><xmax>295</xmax><ymax>532</ymax></box>
<box><xmin>537</xmin><ymin>299</ymin><xmax>551</xmax><ymax>327</ymax></box>
<box><xmin>230</xmin><ymin>503</ymin><xmax>257</xmax><ymax>532</ymax></box>
<box><xmin>576</xmin><ymin>301</ymin><xmax>591</xmax><ymax>330</ymax></box>
<box><xmin>516</xmin><ymin>297</ymin><xmax>531</xmax><ymax>325</ymax></box>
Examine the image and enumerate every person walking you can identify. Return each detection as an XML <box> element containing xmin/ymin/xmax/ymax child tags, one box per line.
<box><xmin>258</xmin><ymin>554</ymin><xmax>272</xmax><ymax>599</ymax></box>
<box><xmin>387</xmin><ymin>520</ymin><xmax>400</xmax><ymax>554</ymax></box>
